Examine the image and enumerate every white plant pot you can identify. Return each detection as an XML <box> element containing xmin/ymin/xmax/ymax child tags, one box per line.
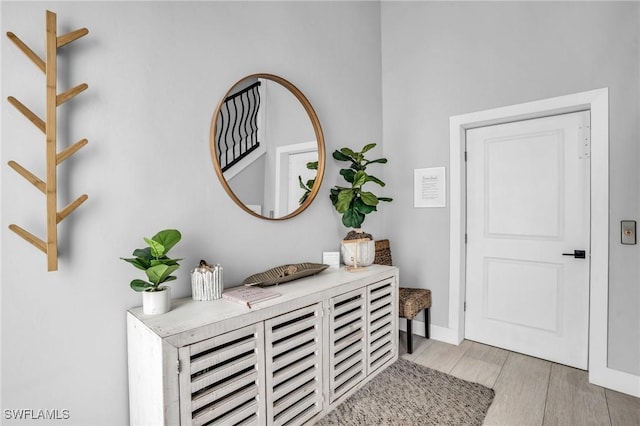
<box><xmin>142</xmin><ymin>287</ymin><xmax>171</xmax><ymax>315</ymax></box>
<box><xmin>341</xmin><ymin>239</ymin><xmax>376</xmax><ymax>267</ymax></box>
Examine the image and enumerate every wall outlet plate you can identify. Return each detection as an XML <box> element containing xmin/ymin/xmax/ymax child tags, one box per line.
<box><xmin>621</xmin><ymin>220</ymin><xmax>636</xmax><ymax>245</ymax></box>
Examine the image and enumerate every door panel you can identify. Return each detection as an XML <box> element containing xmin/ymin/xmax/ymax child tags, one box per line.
<box><xmin>465</xmin><ymin>111</ymin><xmax>590</xmax><ymax>369</ymax></box>
<box><xmin>485</xmin><ymin>131</ymin><xmax>563</xmax><ymax>239</ymax></box>
<box><xmin>484</xmin><ymin>258</ymin><xmax>561</xmax><ymax>332</ymax></box>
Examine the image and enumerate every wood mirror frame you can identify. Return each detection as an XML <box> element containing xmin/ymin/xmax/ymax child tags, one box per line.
<box><xmin>210</xmin><ymin>74</ymin><xmax>325</xmax><ymax>220</ymax></box>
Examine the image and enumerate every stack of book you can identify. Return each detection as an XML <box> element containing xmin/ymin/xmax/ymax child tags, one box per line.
<box><xmin>222</xmin><ymin>286</ymin><xmax>281</xmax><ymax>308</ymax></box>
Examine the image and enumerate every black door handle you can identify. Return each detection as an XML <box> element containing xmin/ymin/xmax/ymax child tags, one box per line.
<box><xmin>562</xmin><ymin>250</ymin><xmax>586</xmax><ymax>259</ymax></box>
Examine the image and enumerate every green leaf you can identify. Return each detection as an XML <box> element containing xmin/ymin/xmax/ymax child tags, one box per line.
<box><xmin>121</xmin><ymin>257</ymin><xmax>150</xmax><ymax>271</ymax></box>
<box><xmin>132</xmin><ymin>247</ymin><xmax>152</xmax><ymax>260</ymax></box>
<box><xmin>149</xmin><ymin>257</ymin><xmax>182</xmax><ymax>267</ymax></box>
<box><xmin>329</xmin><ymin>188</ymin><xmax>339</xmax><ymax>205</ymax></box>
<box><xmin>378</xmin><ymin>197</ymin><xmax>393</xmax><ymax>202</ymax></box>
<box><xmin>339</xmin><ymin>147</ymin><xmax>356</xmax><ymax>158</ymax></box>
<box><xmin>340</xmin><ymin>168</ymin><xmax>356</xmax><ymax>183</ymax></box>
<box><xmin>336</xmin><ymin>189</ymin><xmax>354</xmax><ymax>213</ymax></box>
<box><xmin>306</xmin><ymin>161</ymin><xmax>318</xmax><ymax>170</ymax></box>
<box><xmin>145</xmin><ymin>264</ymin><xmax>180</xmax><ymax>285</ymax></box>
<box><xmin>299</xmin><ymin>192</ymin><xmax>309</xmax><ymax>205</ymax></box>
<box><xmin>366</xmin><ymin>174</ymin><xmax>386</xmax><ymax>187</ymax></box>
<box><xmin>365</xmin><ymin>158</ymin><xmax>388</xmax><ymax>165</ymax></box>
<box><xmin>342</xmin><ymin>208</ymin><xmax>365</xmax><ymax>228</ymax></box>
<box><xmin>298</xmin><ymin>175</ymin><xmax>314</xmax><ymax>206</ymax></box>
<box><xmin>354</xmin><ymin>197</ymin><xmax>376</xmax><ymax>214</ymax></box>
<box><xmin>360</xmin><ymin>191</ymin><xmax>379</xmax><ymax>206</ymax></box>
<box><xmin>332</xmin><ymin>150</ymin><xmax>351</xmax><ymax>162</ymax></box>
<box><xmin>361</xmin><ymin>143</ymin><xmax>376</xmax><ymax>153</ymax></box>
<box><xmin>352</xmin><ymin>171</ymin><xmax>367</xmax><ymax>187</ymax></box>
<box><xmin>144</xmin><ymin>238</ymin><xmax>165</xmax><ymax>259</ymax></box>
<box><xmin>130</xmin><ymin>279</ymin><xmax>153</xmax><ymax>292</ymax></box>
<box><xmin>151</xmin><ymin>229</ymin><xmax>181</xmax><ymax>254</ymax></box>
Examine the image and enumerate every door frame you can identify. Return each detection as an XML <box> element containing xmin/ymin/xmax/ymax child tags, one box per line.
<box><xmin>448</xmin><ymin>88</ymin><xmax>625</xmax><ymax>392</ymax></box>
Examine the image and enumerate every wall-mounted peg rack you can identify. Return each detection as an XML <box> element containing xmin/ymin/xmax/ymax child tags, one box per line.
<box><xmin>6</xmin><ymin>10</ymin><xmax>89</xmax><ymax>271</ymax></box>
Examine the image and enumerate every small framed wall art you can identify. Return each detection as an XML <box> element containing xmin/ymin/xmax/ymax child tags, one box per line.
<box><xmin>414</xmin><ymin>167</ymin><xmax>446</xmax><ymax>208</ymax></box>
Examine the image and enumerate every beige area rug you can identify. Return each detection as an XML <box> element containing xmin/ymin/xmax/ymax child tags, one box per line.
<box><xmin>316</xmin><ymin>358</ymin><xmax>495</xmax><ymax>426</ymax></box>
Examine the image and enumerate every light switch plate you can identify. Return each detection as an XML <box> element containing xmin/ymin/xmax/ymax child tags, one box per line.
<box><xmin>621</xmin><ymin>220</ymin><xmax>636</xmax><ymax>245</ymax></box>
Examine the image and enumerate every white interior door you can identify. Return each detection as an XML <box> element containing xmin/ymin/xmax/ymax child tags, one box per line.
<box><xmin>274</xmin><ymin>141</ymin><xmax>317</xmax><ymax>217</ymax></box>
<box><xmin>465</xmin><ymin>111</ymin><xmax>590</xmax><ymax>369</ymax></box>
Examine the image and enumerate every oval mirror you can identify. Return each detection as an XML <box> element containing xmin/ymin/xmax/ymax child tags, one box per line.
<box><xmin>210</xmin><ymin>74</ymin><xmax>325</xmax><ymax>220</ymax></box>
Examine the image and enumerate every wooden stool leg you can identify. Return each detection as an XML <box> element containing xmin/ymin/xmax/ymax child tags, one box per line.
<box><xmin>425</xmin><ymin>308</ymin><xmax>430</xmax><ymax>339</ymax></box>
<box><xmin>406</xmin><ymin>318</ymin><xmax>413</xmax><ymax>354</ymax></box>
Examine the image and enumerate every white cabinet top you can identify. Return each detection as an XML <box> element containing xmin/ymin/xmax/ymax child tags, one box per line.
<box><xmin>127</xmin><ymin>264</ymin><xmax>398</xmax><ymax>348</ymax></box>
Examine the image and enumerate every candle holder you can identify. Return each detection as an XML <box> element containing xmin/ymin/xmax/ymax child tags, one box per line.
<box><xmin>191</xmin><ymin>260</ymin><xmax>223</xmax><ymax>301</ymax></box>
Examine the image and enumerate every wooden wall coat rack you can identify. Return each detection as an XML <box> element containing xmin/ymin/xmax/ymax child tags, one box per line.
<box><xmin>6</xmin><ymin>10</ymin><xmax>89</xmax><ymax>271</ymax></box>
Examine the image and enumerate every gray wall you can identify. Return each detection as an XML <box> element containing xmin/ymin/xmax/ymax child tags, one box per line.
<box><xmin>381</xmin><ymin>1</ymin><xmax>639</xmax><ymax>375</ymax></box>
<box><xmin>2</xmin><ymin>1</ymin><xmax>638</xmax><ymax>424</ymax></box>
<box><xmin>0</xmin><ymin>1</ymin><xmax>383</xmax><ymax>424</ymax></box>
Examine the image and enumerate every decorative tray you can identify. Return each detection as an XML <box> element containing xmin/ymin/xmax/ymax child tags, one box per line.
<box><xmin>242</xmin><ymin>262</ymin><xmax>329</xmax><ymax>287</ymax></box>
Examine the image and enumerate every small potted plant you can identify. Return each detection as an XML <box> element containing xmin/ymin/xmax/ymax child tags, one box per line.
<box><xmin>329</xmin><ymin>143</ymin><xmax>392</xmax><ymax>267</ymax></box>
<box><xmin>121</xmin><ymin>229</ymin><xmax>182</xmax><ymax>315</ymax></box>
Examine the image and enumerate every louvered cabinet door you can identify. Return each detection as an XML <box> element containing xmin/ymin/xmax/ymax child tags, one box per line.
<box><xmin>265</xmin><ymin>303</ymin><xmax>323</xmax><ymax>426</ymax></box>
<box><xmin>178</xmin><ymin>323</ymin><xmax>266</xmax><ymax>426</ymax></box>
<box><xmin>328</xmin><ymin>288</ymin><xmax>367</xmax><ymax>403</ymax></box>
<box><xmin>367</xmin><ymin>278</ymin><xmax>397</xmax><ymax>374</ymax></box>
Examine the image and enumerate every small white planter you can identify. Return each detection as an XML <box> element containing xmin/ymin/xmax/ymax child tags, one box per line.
<box><xmin>142</xmin><ymin>287</ymin><xmax>171</xmax><ymax>315</ymax></box>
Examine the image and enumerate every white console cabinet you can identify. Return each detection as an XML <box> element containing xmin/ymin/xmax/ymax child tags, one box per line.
<box><xmin>127</xmin><ymin>265</ymin><xmax>398</xmax><ymax>425</ymax></box>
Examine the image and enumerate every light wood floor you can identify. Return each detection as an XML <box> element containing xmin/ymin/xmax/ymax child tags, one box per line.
<box><xmin>399</xmin><ymin>333</ymin><xmax>640</xmax><ymax>426</ymax></box>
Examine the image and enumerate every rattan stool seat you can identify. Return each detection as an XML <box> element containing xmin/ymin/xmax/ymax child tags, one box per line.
<box><xmin>399</xmin><ymin>288</ymin><xmax>432</xmax><ymax>320</ymax></box>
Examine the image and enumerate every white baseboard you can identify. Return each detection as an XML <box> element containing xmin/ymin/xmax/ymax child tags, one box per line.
<box><xmin>590</xmin><ymin>366</ymin><xmax>640</xmax><ymax>398</ymax></box>
<box><xmin>429</xmin><ymin>325</ymin><xmax>461</xmax><ymax>345</ymax></box>
<box><xmin>398</xmin><ymin>319</ymin><xmax>460</xmax><ymax>345</ymax></box>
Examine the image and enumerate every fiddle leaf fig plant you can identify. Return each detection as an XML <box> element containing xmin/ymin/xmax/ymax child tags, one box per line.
<box><xmin>330</xmin><ymin>143</ymin><xmax>392</xmax><ymax>228</ymax></box>
<box><xmin>121</xmin><ymin>229</ymin><xmax>182</xmax><ymax>292</ymax></box>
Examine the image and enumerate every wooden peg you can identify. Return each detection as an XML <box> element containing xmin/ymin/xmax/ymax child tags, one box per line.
<box><xmin>57</xmin><ymin>194</ymin><xmax>88</xmax><ymax>224</ymax></box>
<box><xmin>57</xmin><ymin>83</ymin><xmax>88</xmax><ymax>106</ymax></box>
<box><xmin>8</xmin><ymin>224</ymin><xmax>47</xmax><ymax>253</ymax></box>
<box><xmin>7</xmin><ymin>96</ymin><xmax>45</xmax><ymax>133</ymax></box>
<box><xmin>57</xmin><ymin>138</ymin><xmax>88</xmax><ymax>164</ymax></box>
<box><xmin>5</xmin><ymin>32</ymin><xmax>46</xmax><ymax>73</ymax></box>
<box><xmin>57</xmin><ymin>27</ymin><xmax>88</xmax><ymax>48</ymax></box>
<box><xmin>7</xmin><ymin>160</ymin><xmax>46</xmax><ymax>193</ymax></box>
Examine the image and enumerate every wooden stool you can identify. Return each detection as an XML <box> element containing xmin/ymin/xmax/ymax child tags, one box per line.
<box><xmin>374</xmin><ymin>239</ymin><xmax>432</xmax><ymax>354</ymax></box>
<box><xmin>398</xmin><ymin>288</ymin><xmax>431</xmax><ymax>354</ymax></box>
